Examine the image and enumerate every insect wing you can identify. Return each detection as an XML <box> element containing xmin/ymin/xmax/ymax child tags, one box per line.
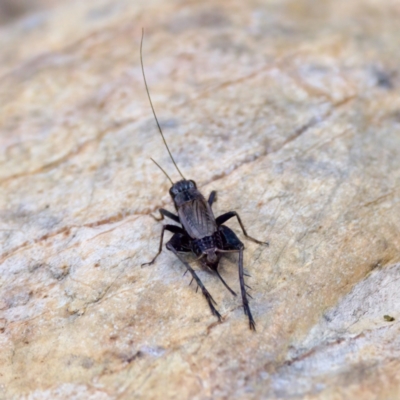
<box><xmin>178</xmin><ymin>198</ymin><xmax>217</xmax><ymax>239</ymax></box>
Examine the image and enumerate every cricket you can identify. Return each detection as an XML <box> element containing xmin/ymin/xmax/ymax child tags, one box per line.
<box><xmin>140</xmin><ymin>29</ymin><xmax>268</xmax><ymax>330</ymax></box>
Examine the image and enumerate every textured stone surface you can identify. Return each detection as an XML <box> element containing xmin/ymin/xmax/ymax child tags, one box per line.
<box><xmin>1</xmin><ymin>0</ymin><xmax>400</xmax><ymax>399</ymax></box>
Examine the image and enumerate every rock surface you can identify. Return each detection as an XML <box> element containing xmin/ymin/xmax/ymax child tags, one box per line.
<box><xmin>1</xmin><ymin>0</ymin><xmax>400</xmax><ymax>399</ymax></box>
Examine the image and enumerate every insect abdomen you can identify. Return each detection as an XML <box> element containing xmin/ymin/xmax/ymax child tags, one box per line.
<box><xmin>192</xmin><ymin>232</ymin><xmax>223</xmax><ymax>254</ymax></box>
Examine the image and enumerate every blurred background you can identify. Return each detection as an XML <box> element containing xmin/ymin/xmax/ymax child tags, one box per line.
<box><xmin>0</xmin><ymin>0</ymin><xmax>58</xmax><ymax>24</ymax></box>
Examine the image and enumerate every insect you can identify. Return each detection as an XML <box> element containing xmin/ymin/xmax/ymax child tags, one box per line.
<box><xmin>140</xmin><ymin>29</ymin><xmax>268</xmax><ymax>330</ymax></box>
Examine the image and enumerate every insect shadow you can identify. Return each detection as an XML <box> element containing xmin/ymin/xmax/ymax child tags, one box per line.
<box><xmin>140</xmin><ymin>29</ymin><xmax>268</xmax><ymax>330</ymax></box>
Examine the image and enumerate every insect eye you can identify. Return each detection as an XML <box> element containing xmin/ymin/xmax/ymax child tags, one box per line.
<box><xmin>189</xmin><ymin>180</ymin><xmax>195</xmax><ymax>188</ymax></box>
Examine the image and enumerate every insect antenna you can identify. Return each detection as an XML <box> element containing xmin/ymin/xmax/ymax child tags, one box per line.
<box><xmin>140</xmin><ymin>28</ymin><xmax>186</xmax><ymax>181</ymax></box>
<box><xmin>150</xmin><ymin>158</ymin><xmax>173</xmax><ymax>185</ymax></box>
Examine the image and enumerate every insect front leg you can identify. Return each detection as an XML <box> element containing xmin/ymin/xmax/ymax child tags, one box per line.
<box><xmin>166</xmin><ymin>240</ymin><xmax>222</xmax><ymax>322</ymax></box>
<box><xmin>151</xmin><ymin>208</ymin><xmax>180</xmax><ymax>223</ymax></box>
<box><xmin>216</xmin><ymin>211</ymin><xmax>268</xmax><ymax>245</ymax></box>
<box><xmin>219</xmin><ymin>225</ymin><xmax>256</xmax><ymax>331</ymax></box>
<box><xmin>141</xmin><ymin>225</ymin><xmax>184</xmax><ymax>266</ymax></box>
<box><xmin>208</xmin><ymin>191</ymin><xmax>217</xmax><ymax>206</ymax></box>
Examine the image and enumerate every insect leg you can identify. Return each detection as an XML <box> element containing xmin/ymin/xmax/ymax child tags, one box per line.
<box><xmin>141</xmin><ymin>225</ymin><xmax>184</xmax><ymax>266</ymax></box>
<box><xmin>166</xmin><ymin>242</ymin><xmax>222</xmax><ymax>322</ymax></box>
<box><xmin>238</xmin><ymin>247</ymin><xmax>256</xmax><ymax>331</ymax></box>
<box><xmin>216</xmin><ymin>211</ymin><xmax>268</xmax><ymax>245</ymax></box>
<box><xmin>208</xmin><ymin>191</ymin><xmax>217</xmax><ymax>206</ymax></box>
<box><xmin>219</xmin><ymin>225</ymin><xmax>255</xmax><ymax>330</ymax></box>
<box><xmin>151</xmin><ymin>208</ymin><xmax>180</xmax><ymax>223</ymax></box>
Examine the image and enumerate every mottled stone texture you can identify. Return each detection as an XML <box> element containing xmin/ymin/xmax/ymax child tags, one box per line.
<box><xmin>1</xmin><ymin>0</ymin><xmax>400</xmax><ymax>399</ymax></box>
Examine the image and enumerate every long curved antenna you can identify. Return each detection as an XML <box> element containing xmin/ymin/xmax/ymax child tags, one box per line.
<box><xmin>150</xmin><ymin>158</ymin><xmax>173</xmax><ymax>185</ymax></box>
<box><xmin>140</xmin><ymin>28</ymin><xmax>186</xmax><ymax>180</ymax></box>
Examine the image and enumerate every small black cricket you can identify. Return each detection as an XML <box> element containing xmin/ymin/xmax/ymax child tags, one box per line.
<box><xmin>140</xmin><ymin>29</ymin><xmax>268</xmax><ymax>330</ymax></box>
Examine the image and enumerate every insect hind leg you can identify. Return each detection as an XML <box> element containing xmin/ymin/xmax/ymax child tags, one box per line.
<box><xmin>219</xmin><ymin>225</ymin><xmax>256</xmax><ymax>331</ymax></box>
<box><xmin>166</xmin><ymin>239</ymin><xmax>222</xmax><ymax>322</ymax></box>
